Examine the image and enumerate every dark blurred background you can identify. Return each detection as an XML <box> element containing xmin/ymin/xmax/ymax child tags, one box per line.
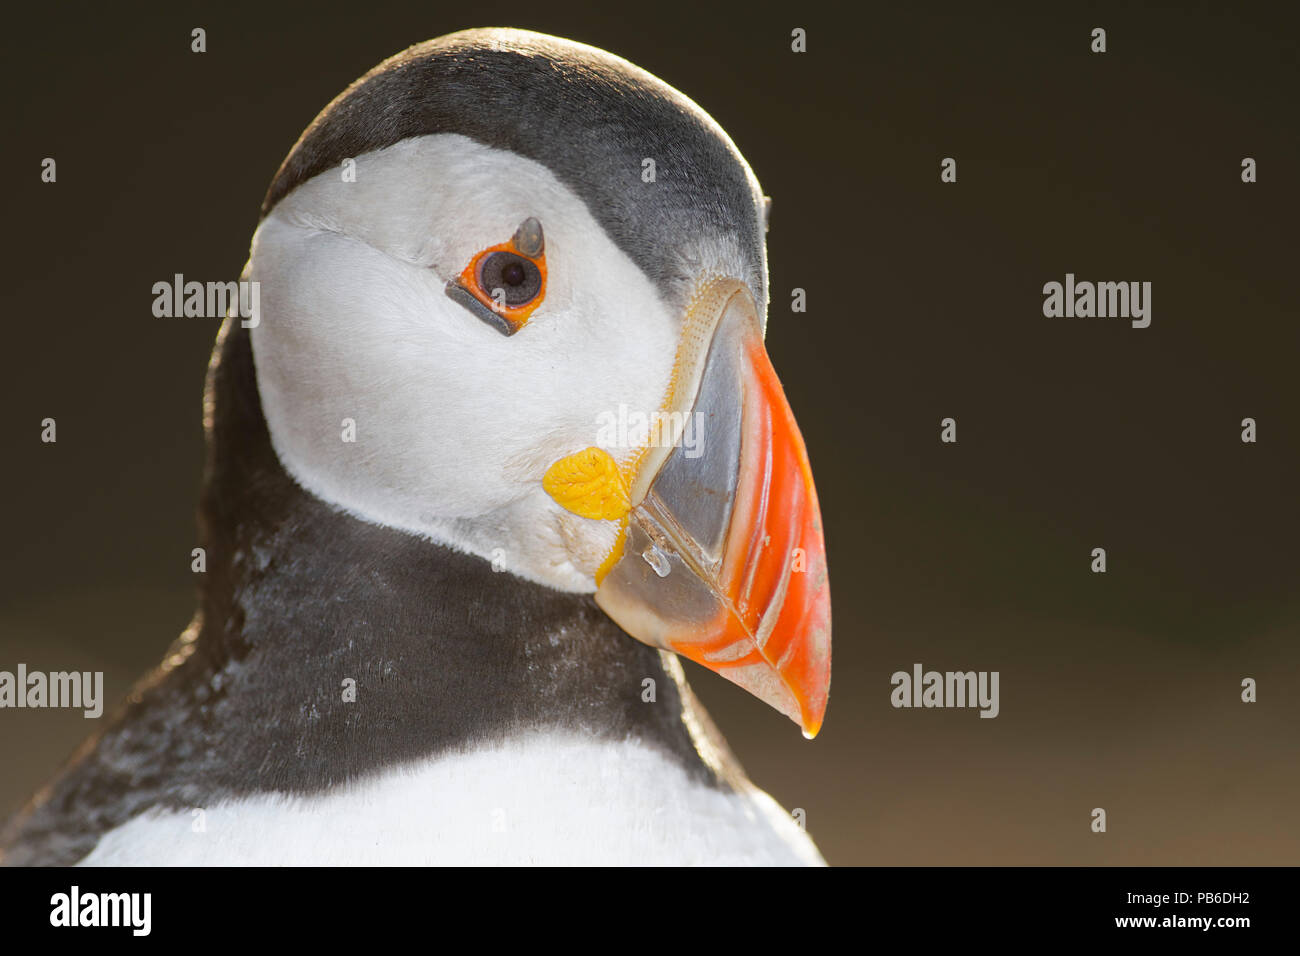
<box><xmin>2</xmin><ymin>1</ymin><xmax>1297</xmax><ymax>864</ymax></box>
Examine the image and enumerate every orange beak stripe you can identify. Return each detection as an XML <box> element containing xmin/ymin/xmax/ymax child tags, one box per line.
<box><xmin>667</xmin><ymin>337</ymin><xmax>831</xmax><ymax>737</ymax></box>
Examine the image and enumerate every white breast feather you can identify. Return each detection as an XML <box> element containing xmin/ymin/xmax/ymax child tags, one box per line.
<box><xmin>77</xmin><ymin>733</ymin><xmax>824</xmax><ymax>866</ymax></box>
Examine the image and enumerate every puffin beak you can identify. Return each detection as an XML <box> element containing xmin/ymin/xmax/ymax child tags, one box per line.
<box><xmin>593</xmin><ymin>279</ymin><xmax>831</xmax><ymax>736</ymax></box>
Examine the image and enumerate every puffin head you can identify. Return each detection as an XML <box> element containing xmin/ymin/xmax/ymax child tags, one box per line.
<box><xmin>245</xmin><ymin>28</ymin><xmax>831</xmax><ymax>736</ymax></box>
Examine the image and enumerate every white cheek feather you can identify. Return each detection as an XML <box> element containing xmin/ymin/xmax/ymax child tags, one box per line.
<box><xmin>76</xmin><ymin>734</ymin><xmax>824</xmax><ymax>866</ymax></box>
<box><xmin>248</xmin><ymin>135</ymin><xmax>683</xmax><ymax>592</ymax></box>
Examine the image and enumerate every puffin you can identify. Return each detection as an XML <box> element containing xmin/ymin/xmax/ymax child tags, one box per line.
<box><xmin>1</xmin><ymin>27</ymin><xmax>832</xmax><ymax>866</ymax></box>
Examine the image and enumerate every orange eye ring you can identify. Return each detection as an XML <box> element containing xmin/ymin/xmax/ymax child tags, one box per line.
<box><xmin>448</xmin><ymin>217</ymin><xmax>547</xmax><ymax>335</ymax></box>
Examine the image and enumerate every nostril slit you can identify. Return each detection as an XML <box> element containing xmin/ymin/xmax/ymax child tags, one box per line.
<box><xmin>641</xmin><ymin>544</ymin><xmax>671</xmax><ymax>578</ymax></box>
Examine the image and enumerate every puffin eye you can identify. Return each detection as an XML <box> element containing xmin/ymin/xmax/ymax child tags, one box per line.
<box><xmin>444</xmin><ymin>217</ymin><xmax>547</xmax><ymax>336</ymax></box>
<box><xmin>477</xmin><ymin>251</ymin><xmax>543</xmax><ymax>307</ymax></box>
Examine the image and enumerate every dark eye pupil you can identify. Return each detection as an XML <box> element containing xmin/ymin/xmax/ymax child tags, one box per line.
<box><xmin>502</xmin><ymin>261</ymin><xmax>526</xmax><ymax>286</ymax></box>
